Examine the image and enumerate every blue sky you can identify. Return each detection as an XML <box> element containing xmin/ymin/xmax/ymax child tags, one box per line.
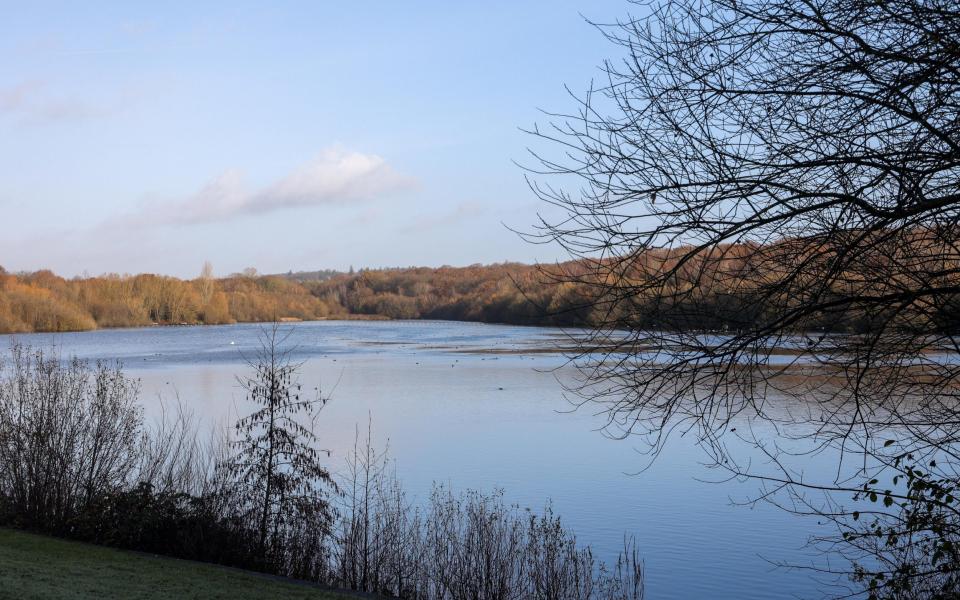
<box><xmin>0</xmin><ymin>1</ymin><xmax>635</xmax><ymax>278</ymax></box>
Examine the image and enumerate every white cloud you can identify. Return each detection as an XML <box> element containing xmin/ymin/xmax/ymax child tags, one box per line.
<box><xmin>150</xmin><ymin>148</ymin><xmax>416</xmax><ymax>225</ymax></box>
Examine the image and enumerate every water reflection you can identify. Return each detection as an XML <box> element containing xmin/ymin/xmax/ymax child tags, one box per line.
<box><xmin>1</xmin><ymin>321</ymin><xmax>842</xmax><ymax>599</ymax></box>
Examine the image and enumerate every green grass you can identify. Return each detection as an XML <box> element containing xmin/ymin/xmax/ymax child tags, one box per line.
<box><xmin>0</xmin><ymin>528</ymin><xmax>354</xmax><ymax>600</ymax></box>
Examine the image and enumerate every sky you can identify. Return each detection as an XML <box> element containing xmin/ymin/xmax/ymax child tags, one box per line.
<box><xmin>0</xmin><ymin>1</ymin><xmax>636</xmax><ymax>278</ymax></box>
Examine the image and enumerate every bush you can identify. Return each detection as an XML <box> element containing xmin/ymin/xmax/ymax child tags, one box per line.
<box><xmin>0</xmin><ymin>344</ymin><xmax>644</xmax><ymax>599</ymax></box>
<box><xmin>0</xmin><ymin>346</ymin><xmax>141</xmax><ymax>529</ymax></box>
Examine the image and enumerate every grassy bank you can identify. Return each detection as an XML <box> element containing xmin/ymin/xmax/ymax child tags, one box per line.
<box><xmin>0</xmin><ymin>528</ymin><xmax>355</xmax><ymax>600</ymax></box>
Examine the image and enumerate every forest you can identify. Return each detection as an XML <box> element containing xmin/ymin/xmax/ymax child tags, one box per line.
<box><xmin>3</xmin><ymin>231</ymin><xmax>959</xmax><ymax>335</ymax></box>
<box><xmin>0</xmin><ymin>262</ymin><xmax>583</xmax><ymax>333</ymax></box>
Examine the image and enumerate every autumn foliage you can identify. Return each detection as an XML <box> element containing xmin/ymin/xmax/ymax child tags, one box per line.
<box><xmin>0</xmin><ymin>263</ymin><xmax>578</xmax><ymax>334</ymax></box>
<box><xmin>4</xmin><ymin>233</ymin><xmax>959</xmax><ymax>335</ymax></box>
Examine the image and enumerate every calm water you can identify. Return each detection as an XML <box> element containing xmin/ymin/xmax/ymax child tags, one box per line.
<box><xmin>2</xmin><ymin>321</ymin><xmax>843</xmax><ymax>599</ymax></box>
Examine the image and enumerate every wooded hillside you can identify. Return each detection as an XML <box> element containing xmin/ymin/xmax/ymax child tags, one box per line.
<box><xmin>4</xmin><ymin>232</ymin><xmax>958</xmax><ymax>335</ymax></box>
<box><xmin>0</xmin><ymin>263</ymin><xmax>584</xmax><ymax>333</ymax></box>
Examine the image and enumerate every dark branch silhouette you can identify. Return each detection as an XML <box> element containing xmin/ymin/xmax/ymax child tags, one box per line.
<box><xmin>524</xmin><ymin>0</ymin><xmax>960</xmax><ymax>596</ymax></box>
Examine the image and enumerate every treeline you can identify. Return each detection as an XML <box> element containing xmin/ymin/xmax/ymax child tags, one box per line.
<box><xmin>7</xmin><ymin>231</ymin><xmax>959</xmax><ymax>335</ymax></box>
<box><xmin>0</xmin><ymin>263</ymin><xmax>586</xmax><ymax>334</ymax></box>
<box><xmin>0</xmin><ymin>268</ymin><xmax>336</xmax><ymax>333</ymax></box>
<box><xmin>0</xmin><ymin>344</ymin><xmax>644</xmax><ymax>599</ymax></box>
<box><xmin>311</xmin><ymin>263</ymin><xmax>590</xmax><ymax>325</ymax></box>
<box><xmin>563</xmin><ymin>230</ymin><xmax>960</xmax><ymax>336</ymax></box>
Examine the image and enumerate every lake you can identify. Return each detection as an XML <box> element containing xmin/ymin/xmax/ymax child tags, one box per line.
<box><xmin>1</xmin><ymin>320</ymin><xmax>843</xmax><ymax>599</ymax></box>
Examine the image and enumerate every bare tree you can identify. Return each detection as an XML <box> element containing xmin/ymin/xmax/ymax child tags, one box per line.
<box><xmin>331</xmin><ymin>420</ymin><xmax>643</xmax><ymax>600</ymax></box>
<box><xmin>223</xmin><ymin>324</ymin><xmax>337</xmax><ymax>569</ymax></box>
<box><xmin>0</xmin><ymin>344</ymin><xmax>644</xmax><ymax>598</ymax></box>
<box><xmin>0</xmin><ymin>345</ymin><xmax>142</xmax><ymax>529</ymax></box>
<box><xmin>525</xmin><ymin>0</ymin><xmax>960</xmax><ymax>596</ymax></box>
<box><xmin>198</xmin><ymin>260</ymin><xmax>215</xmax><ymax>306</ymax></box>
